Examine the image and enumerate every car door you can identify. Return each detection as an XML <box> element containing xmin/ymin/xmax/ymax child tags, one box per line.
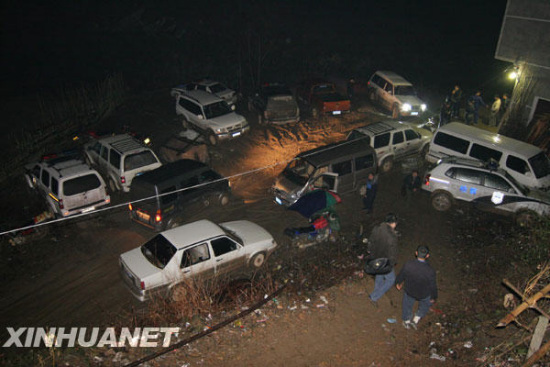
<box><xmin>311</xmin><ymin>172</ymin><xmax>340</xmax><ymax>193</ymax></box>
<box><xmin>98</xmin><ymin>144</ymin><xmax>110</xmax><ymax>174</ymax></box>
<box><xmin>390</xmin><ymin>131</ymin><xmax>407</xmax><ymax>159</ymax></box>
<box><xmin>479</xmin><ymin>172</ymin><xmax>518</xmax><ymax>214</ymax></box>
<box><xmin>381</xmin><ymin>82</ymin><xmax>393</xmax><ymax>109</ymax></box>
<box><xmin>404</xmin><ymin>129</ymin><xmax>423</xmax><ymax>155</ymax></box>
<box><xmin>178</xmin><ymin>242</ymin><xmax>216</xmax><ymax>281</ymax></box>
<box><xmin>210</xmin><ymin>236</ymin><xmax>246</xmax><ymax>277</ymax></box>
<box><xmin>330</xmin><ymin>159</ymin><xmax>354</xmax><ymax>193</ymax></box>
<box><xmin>451</xmin><ymin>168</ymin><xmax>484</xmax><ymax>202</ymax></box>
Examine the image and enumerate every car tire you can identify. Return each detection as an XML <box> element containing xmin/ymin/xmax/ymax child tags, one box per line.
<box><xmin>515</xmin><ymin>210</ymin><xmax>538</xmax><ymax>227</ymax></box>
<box><xmin>203</xmin><ymin>196</ymin><xmax>210</xmax><ymax>207</ymax></box>
<box><xmin>392</xmin><ymin>104</ymin><xmax>400</xmax><ymax>119</ymax></box>
<box><xmin>381</xmin><ymin>157</ymin><xmax>394</xmax><ymax>173</ymax></box>
<box><xmin>250</xmin><ymin>252</ymin><xmax>266</xmax><ymax>268</ymax></box>
<box><xmin>219</xmin><ymin>193</ymin><xmax>230</xmax><ymax>206</ymax></box>
<box><xmin>431</xmin><ymin>192</ymin><xmax>452</xmax><ymax>212</ymax></box>
<box><xmin>207</xmin><ymin>131</ymin><xmax>218</xmax><ymax>146</ymax></box>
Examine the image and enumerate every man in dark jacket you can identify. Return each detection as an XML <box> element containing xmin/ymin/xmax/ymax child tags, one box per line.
<box><xmin>395</xmin><ymin>246</ymin><xmax>438</xmax><ymax>329</ymax></box>
<box><xmin>449</xmin><ymin>85</ymin><xmax>462</xmax><ymax>119</ymax></box>
<box><xmin>366</xmin><ymin>213</ymin><xmax>399</xmax><ymax>305</ymax></box>
<box><xmin>402</xmin><ymin>170</ymin><xmax>421</xmax><ymax>202</ymax></box>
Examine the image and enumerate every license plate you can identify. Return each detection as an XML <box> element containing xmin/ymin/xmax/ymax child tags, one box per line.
<box><xmin>81</xmin><ymin>206</ymin><xmax>95</xmax><ymax>213</ymax></box>
<box><xmin>411</xmin><ymin>112</ymin><xmax>419</xmax><ymax>116</ymax></box>
<box><xmin>232</xmin><ymin>131</ymin><xmax>241</xmax><ymax>137</ymax></box>
<box><xmin>137</xmin><ymin>211</ymin><xmax>150</xmax><ymax>221</ymax></box>
<box><xmin>332</xmin><ymin>111</ymin><xmax>342</xmax><ymax>115</ymax></box>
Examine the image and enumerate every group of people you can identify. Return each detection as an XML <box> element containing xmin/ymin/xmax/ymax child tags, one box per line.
<box><xmin>440</xmin><ymin>85</ymin><xmax>510</xmax><ymax>127</ymax></box>
<box><xmin>360</xmin><ymin>171</ymin><xmax>436</xmax><ymax>330</ymax></box>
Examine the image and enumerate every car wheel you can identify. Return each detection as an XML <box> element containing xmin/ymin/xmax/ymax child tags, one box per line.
<box><xmin>108</xmin><ymin>178</ymin><xmax>118</xmax><ymax>193</ymax></box>
<box><xmin>250</xmin><ymin>252</ymin><xmax>266</xmax><ymax>268</ymax></box>
<box><xmin>207</xmin><ymin>131</ymin><xmax>218</xmax><ymax>146</ymax></box>
<box><xmin>381</xmin><ymin>157</ymin><xmax>394</xmax><ymax>173</ymax></box>
<box><xmin>431</xmin><ymin>192</ymin><xmax>452</xmax><ymax>212</ymax></box>
<box><xmin>219</xmin><ymin>193</ymin><xmax>230</xmax><ymax>206</ymax></box>
<box><xmin>311</xmin><ymin>107</ymin><xmax>319</xmax><ymax>119</ymax></box>
<box><xmin>203</xmin><ymin>196</ymin><xmax>210</xmax><ymax>207</ymax></box>
<box><xmin>392</xmin><ymin>104</ymin><xmax>400</xmax><ymax>119</ymax></box>
<box><xmin>515</xmin><ymin>210</ymin><xmax>538</xmax><ymax>227</ymax></box>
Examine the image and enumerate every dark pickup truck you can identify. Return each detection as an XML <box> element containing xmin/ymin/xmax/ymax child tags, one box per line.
<box><xmin>296</xmin><ymin>79</ymin><xmax>351</xmax><ymax>118</ymax></box>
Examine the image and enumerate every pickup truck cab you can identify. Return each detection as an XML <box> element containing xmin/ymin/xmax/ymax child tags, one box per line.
<box><xmin>296</xmin><ymin>79</ymin><xmax>351</xmax><ymax>118</ymax></box>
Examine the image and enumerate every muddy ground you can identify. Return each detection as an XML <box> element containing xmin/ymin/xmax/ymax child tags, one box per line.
<box><xmin>0</xmin><ymin>93</ymin><xmax>546</xmax><ymax>366</ymax></box>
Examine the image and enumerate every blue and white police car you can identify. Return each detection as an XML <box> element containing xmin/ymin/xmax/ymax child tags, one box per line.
<box><xmin>422</xmin><ymin>157</ymin><xmax>550</xmax><ymax>226</ymax></box>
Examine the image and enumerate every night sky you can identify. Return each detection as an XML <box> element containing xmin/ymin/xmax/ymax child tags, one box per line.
<box><xmin>1</xmin><ymin>0</ymin><xmax>511</xmax><ymax>103</ymax></box>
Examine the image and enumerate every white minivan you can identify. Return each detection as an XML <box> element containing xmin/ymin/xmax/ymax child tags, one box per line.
<box><xmin>426</xmin><ymin>122</ymin><xmax>550</xmax><ymax>190</ymax></box>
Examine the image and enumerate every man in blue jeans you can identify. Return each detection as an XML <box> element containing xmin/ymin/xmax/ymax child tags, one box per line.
<box><xmin>395</xmin><ymin>245</ymin><xmax>438</xmax><ymax>330</ymax></box>
<box><xmin>367</xmin><ymin>213</ymin><xmax>399</xmax><ymax>306</ymax></box>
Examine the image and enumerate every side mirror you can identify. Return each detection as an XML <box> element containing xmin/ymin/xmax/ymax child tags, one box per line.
<box><xmin>197</xmin><ymin>114</ymin><xmax>204</xmax><ymax>120</ymax></box>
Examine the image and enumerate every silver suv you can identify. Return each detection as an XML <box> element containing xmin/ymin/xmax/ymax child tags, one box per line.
<box><xmin>346</xmin><ymin>119</ymin><xmax>432</xmax><ymax>172</ymax></box>
<box><xmin>183</xmin><ymin>79</ymin><xmax>238</xmax><ymax>106</ymax></box>
<box><xmin>84</xmin><ymin>134</ymin><xmax>162</xmax><ymax>193</ymax></box>
<box><xmin>25</xmin><ymin>156</ymin><xmax>111</xmax><ymax>217</ymax></box>
<box><xmin>367</xmin><ymin>71</ymin><xmax>427</xmax><ymax>118</ymax></box>
<box><xmin>171</xmin><ymin>89</ymin><xmax>250</xmax><ymax>145</ymax></box>
<box><xmin>422</xmin><ymin>157</ymin><xmax>550</xmax><ymax>225</ymax></box>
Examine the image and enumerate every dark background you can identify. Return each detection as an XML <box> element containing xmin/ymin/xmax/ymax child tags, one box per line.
<box><xmin>1</xmin><ymin>0</ymin><xmax>512</xmax><ymax>104</ymax></box>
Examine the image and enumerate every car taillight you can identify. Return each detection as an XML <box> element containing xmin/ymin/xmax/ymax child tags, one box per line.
<box><xmin>140</xmin><ymin>281</ymin><xmax>145</xmax><ymax>290</ymax></box>
<box><xmin>155</xmin><ymin>210</ymin><xmax>162</xmax><ymax>222</ymax></box>
<box><xmin>120</xmin><ymin>176</ymin><xmax>126</xmax><ymax>184</ymax></box>
<box><xmin>58</xmin><ymin>199</ymin><xmax>64</xmax><ymax>209</ymax></box>
<box><xmin>128</xmin><ymin>203</ymin><xmax>133</xmax><ymax>211</ymax></box>
<box><xmin>424</xmin><ymin>174</ymin><xmax>431</xmax><ymax>185</ymax></box>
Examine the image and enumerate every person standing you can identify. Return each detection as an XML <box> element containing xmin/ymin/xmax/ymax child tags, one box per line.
<box><xmin>472</xmin><ymin>90</ymin><xmax>487</xmax><ymax>125</ymax></box>
<box><xmin>499</xmin><ymin>93</ymin><xmax>509</xmax><ymax>125</ymax></box>
<box><xmin>449</xmin><ymin>85</ymin><xmax>462</xmax><ymax>119</ymax></box>
<box><xmin>464</xmin><ymin>95</ymin><xmax>475</xmax><ymax>126</ymax></box>
<box><xmin>439</xmin><ymin>97</ymin><xmax>452</xmax><ymax>126</ymax></box>
<box><xmin>362</xmin><ymin>172</ymin><xmax>378</xmax><ymax>214</ymax></box>
<box><xmin>402</xmin><ymin>170</ymin><xmax>421</xmax><ymax>202</ymax></box>
<box><xmin>366</xmin><ymin>213</ymin><xmax>399</xmax><ymax>306</ymax></box>
<box><xmin>395</xmin><ymin>245</ymin><xmax>438</xmax><ymax>330</ymax></box>
<box><xmin>490</xmin><ymin>95</ymin><xmax>501</xmax><ymax>127</ymax></box>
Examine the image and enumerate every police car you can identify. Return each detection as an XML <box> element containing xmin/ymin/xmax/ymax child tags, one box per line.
<box><xmin>422</xmin><ymin>157</ymin><xmax>550</xmax><ymax>226</ymax></box>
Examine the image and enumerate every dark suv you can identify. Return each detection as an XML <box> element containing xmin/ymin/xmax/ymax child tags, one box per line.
<box><xmin>248</xmin><ymin>83</ymin><xmax>300</xmax><ymax>125</ymax></box>
<box><xmin>129</xmin><ymin>159</ymin><xmax>231</xmax><ymax>231</ymax></box>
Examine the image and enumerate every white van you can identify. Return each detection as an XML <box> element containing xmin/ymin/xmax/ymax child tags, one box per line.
<box><xmin>426</xmin><ymin>122</ymin><xmax>550</xmax><ymax>190</ymax></box>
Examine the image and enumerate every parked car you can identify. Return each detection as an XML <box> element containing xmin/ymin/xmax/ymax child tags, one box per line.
<box><xmin>422</xmin><ymin>157</ymin><xmax>550</xmax><ymax>226</ymax></box>
<box><xmin>272</xmin><ymin>139</ymin><xmax>377</xmax><ymax>206</ymax></box>
<box><xmin>83</xmin><ymin>134</ymin><xmax>162</xmax><ymax>193</ymax></box>
<box><xmin>426</xmin><ymin>122</ymin><xmax>550</xmax><ymax>190</ymax></box>
<box><xmin>179</xmin><ymin>79</ymin><xmax>238</xmax><ymax>105</ymax></box>
<box><xmin>119</xmin><ymin>219</ymin><xmax>277</xmax><ymax>301</ymax></box>
<box><xmin>24</xmin><ymin>155</ymin><xmax>110</xmax><ymax>217</ymax></box>
<box><xmin>296</xmin><ymin>79</ymin><xmax>351</xmax><ymax>118</ymax></box>
<box><xmin>367</xmin><ymin>71</ymin><xmax>427</xmax><ymax>119</ymax></box>
<box><xmin>129</xmin><ymin>159</ymin><xmax>231</xmax><ymax>231</ymax></box>
<box><xmin>248</xmin><ymin>82</ymin><xmax>300</xmax><ymax>125</ymax></box>
<box><xmin>346</xmin><ymin>119</ymin><xmax>433</xmax><ymax>173</ymax></box>
<box><xmin>171</xmin><ymin>88</ymin><xmax>250</xmax><ymax>146</ymax></box>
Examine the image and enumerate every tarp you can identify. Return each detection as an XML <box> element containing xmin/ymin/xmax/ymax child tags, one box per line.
<box><xmin>288</xmin><ymin>189</ymin><xmax>341</xmax><ymax>219</ymax></box>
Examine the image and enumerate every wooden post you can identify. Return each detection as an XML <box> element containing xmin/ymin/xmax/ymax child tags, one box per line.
<box><xmin>526</xmin><ymin>316</ymin><xmax>548</xmax><ymax>359</ymax></box>
<box><xmin>497</xmin><ymin>283</ymin><xmax>550</xmax><ymax>328</ymax></box>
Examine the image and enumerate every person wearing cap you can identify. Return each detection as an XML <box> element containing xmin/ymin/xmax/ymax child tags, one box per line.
<box><xmin>395</xmin><ymin>245</ymin><xmax>438</xmax><ymax>330</ymax></box>
<box><xmin>366</xmin><ymin>213</ymin><xmax>399</xmax><ymax>306</ymax></box>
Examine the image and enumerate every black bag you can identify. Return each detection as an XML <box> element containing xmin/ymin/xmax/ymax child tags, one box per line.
<box><xmin>364</xmin><ymin>258</ymin><xmax>393</xmax><ymax>275</ymax></box>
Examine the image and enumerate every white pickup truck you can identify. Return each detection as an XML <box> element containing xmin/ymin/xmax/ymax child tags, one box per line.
<box><xmin>171</xmin><ymin>88</ymin><xmax>249</xmax><ymax>145</ymax></box>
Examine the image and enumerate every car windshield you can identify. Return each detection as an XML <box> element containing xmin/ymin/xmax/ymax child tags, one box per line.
<box><xmin>208</xmin><ymin>83</ymin><xmax>227</xmax><ymax>94</ymax></box>
<box><xmin>204</xmin><ymin>101</ymin><xmax>233</xmax><ymax>119</ymax></box>
<box><xmin>124</xmin><ymin>151</ymin><xmax>158</xmax><ymax>171</ymax></box>
<box><xmin>218</xmin><ymin>225</ymin><xmax>244</xmax><ymax>245</ymax></box>
<box><xmin>283</xmin><ymin>158</ymin><xmax>316</xmax><ymax>186</ymax></box>
<box><xmin>504</xmin><ymin>171</ymin><xmax>530</xmax><ymax>196</ymax></box>
<box><xmin>312</xmin><ymin>84</ymin><xmax>335</xmax><ymax>94</ymax></box>
<box><xmin>528</xmin><ymin>152</ymin><xmax>550</xmax><ymax>179</ymax></box>
<box><xmin>141</xmin><ymin>235</ymin><xmax>177</xmax><ymax>269</ymax></box>
<box><xmin>63</xmin><ymin>174</ymin><xmax>101</xmax><ymax>196</ymax></box>
<box><xmin>395</xmin><ymin>85</ymin><xmax>416</xmax><ymax>96</ymax></box>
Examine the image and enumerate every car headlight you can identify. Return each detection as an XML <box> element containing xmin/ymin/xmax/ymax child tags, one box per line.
<box><xmin>401</xmin><ymin>103</ymin><xmax>412</xmax><ymax>112</ymax></box>
<box><xmin>421</xmin><ymin>104</ymin><xmax>427</xmax><ymax>111</ymax></box>
<box><xmin>215</xmin><ymin>128</ymin><xmax>226</xmax><ymax>134</ymax></box>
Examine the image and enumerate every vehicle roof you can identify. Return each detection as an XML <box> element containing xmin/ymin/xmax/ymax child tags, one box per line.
<box><xmin>373</xmin><ymin>71</ymin><xmax>413</xmax><ymax>86</ymax></box>
<box><xmin>162</xmin><ymin>219</ymin><xmax>225</xmax><ymax>249</ymax></box>
<box><xmin>433</xmin><ymin>156</ymin><xmax>509</xmax><ymax>176</ymax></box>
<box><xmin>353</xmin><ymin>119</ymin><xmax>411</xmax><ymax>135</ymax></box>
<box><xmin>132</xmin><ymin>159</ymin><xmax>209</xmax><ymax>186</ymax></box>
<box><xmin>97</xmin><ymin>134</ymin><xmax>149</xmax><ymax>154</ymax></box>
<box><xmin>436</xmin><ymin>122</ymin><xmax>543</xmax><ymax>157</ymax></box>
<box><xmin>299</xmin><ymin>139</ymin><xmax>375</xmax><ymax>167</ymax></box>
<box><xmin>44</xmin><ymin>159</ymin><xmax>97</xmax><ymax>179</ymax></box>
<box><xmin>194</xmin><ymin>79</ymin><xmax>224</xmax><ymax>87</ymax></box>
<box><xmin>184</xmin><ymin>89</ymin><xmax>224</xmax><ymax>105</ymax></box>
